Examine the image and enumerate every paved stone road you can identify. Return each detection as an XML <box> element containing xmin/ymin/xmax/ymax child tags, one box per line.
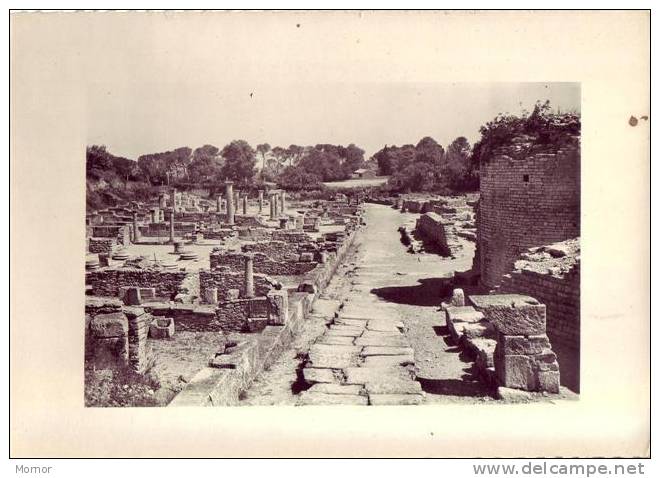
<box><xmin>241</xmin><ymin>203</ymin><xmax>493</xmax><ymax>405</ymax></box>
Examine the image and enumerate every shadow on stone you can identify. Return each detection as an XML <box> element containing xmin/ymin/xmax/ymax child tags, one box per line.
<box><xmin>433</xmin><ymin>325</ymin><xmax>448</xmax><ymax>336</ymax></box>
<box><xmin>417</xmin><ymin>376</ymin><xmax>493</xmax><ymax>398</ymax></box>
<box><xmin>370</xmin><ymin>278</ymin><xmax>453</xmax><ymax>307</ymax></box>
<box><xmin>290</xmin><ymin>354</ymin><xmax>313</xmax><ymax>395</ymax></box>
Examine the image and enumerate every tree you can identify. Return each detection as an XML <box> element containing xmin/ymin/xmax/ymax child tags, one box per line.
<box><xmin>276</xmin><ymin>166</ymin><xmax>324</xmax><ymax>191</ymax></box>
<box><xmin>443</xmin><ymin>136</ymin><xmax>477</xmax><ymax>191</ymax></box>
<box><xmin>137</xmin><ymin>147</ymin><xmax>192</xmax><ymax>185</ymax></box>
<box><xmin>373</xmin><ymin>145</ymin><xmax>395</xmax><ymax>175</ymax></box>
<box><xmin>220</xmin><ymin>140</ymin><xmax>257</xmax><ymax>186</ymax></box>
<box><xmin>189</xmin><ymin>144</ymin><xmax>223</xmax><ymax>183</ymax></box>
<box><xmin>256</xmin><ymin>143</ymin><xmax>271</xmax><ymax>175</ymax></box>
<box><xmin>389</xmin><ymin>160</ymin><xmax>438</xmax><ymax>192</ymax></box>
<box><xmin>414</xmin><ymin>136</ymin><xmax>445</xmax><ymax>165</ymax></box>
<box><xmin>287</xmin><ymin>144</ymin><xmax>304</xmax><ymax>166</ymax></box>
<box><xmin>297</xmin><ymin>148</ymin><xmax>347</xmax><ymax>182</ymax></box>
<box><xmin>344</xmin><ymin>143</ymin><xmax>365</xmax><ymax>172</ymax></box>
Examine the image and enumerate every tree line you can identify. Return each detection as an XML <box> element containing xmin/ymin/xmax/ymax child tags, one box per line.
<box><xmin>86</xmin><ymin>101</ymin><xmax>579</xmax><ymax>209</ymax></box>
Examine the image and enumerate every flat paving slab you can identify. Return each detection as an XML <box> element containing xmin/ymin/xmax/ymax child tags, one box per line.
<box><xmin>368</xmin><ymin>394</ymin><xmax>424</xmax><ymax>405</ymax></box>
<box><xmin>298</xmin><ymin>391</ymin><xmax>368</xmax><ymax>406</ymax></box>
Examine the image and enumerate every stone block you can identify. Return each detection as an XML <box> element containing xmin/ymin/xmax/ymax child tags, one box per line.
<box><xmin>366</xmin><ymin>320</ymin><xmax>403</xmax><ymax>333</ymax></box>
<box><xmin>364</xmin><ymin>379</ymin><xmax>422</xmax><ymax>395</ymax></box>
<box><xmin>267</xmin><ymin>290</ymin><xmax>289</xmax><ymax>326</ymax></box>
<box><xmin>499</xmin><ymin>333</ymin><xmax>551</xmax><ymax>355</ymax></box>
<box><xmin>368</xmin><ymin>394</ymin><xmax>423</xmax><ymax>405</ymax></box>
<box><xmin>123</xmin><ymin>287</ymin><xmax>142</xmax><ymax>306</ymax></box>
<box><xmin>90</xmin><ymin>313</ymin><xmax>128</xmax><ymax>338</ymax></box>
<box><xmin>247</xmin><ymin>317</ymin><xmax>268</xmax><ymax>332</ymax></box>
<box><xmin>334</xmin><ymin>318</ymin><xmax>366</xmax><ymax>328</ymax></box>
<box><xmin>307</xmin><ymin>344</ymin><xmax>360</xmax><ymax>369</ymax></box>
<box><xmin>480</xmin><ymin>303</ymin><xmax>546</xmax><ymax>336</ymax></box>
<box><xmin>326</xmin><ymin>326</ymin><xmax>364</xmax><ymax>337</ymax></box>
<box><xmin>354</xmin><ymin>335</ymin><xmax>409</xmax><ymax>347</ymax></box>
<box><xmin>91</xmin><ymin>336</ymin><xmax>129</xmax><ymax>367</ymax></box>
<box><xmin>149</xmin><ymin>317</ymin><xmax>175</xmax><ymax>339</ymax></box>
<box><xmin>450</xmin><ymin>288</ymin><xmax>465</xmax><ymax>306</ymax></box>
<box><xmin>343</xmin><ymin>366</ymin><xmax>413</xmax><ymax>385</ymax></box>
<box><xmin>315</xmin><ymin>335</ymin><xmax>355</xmax><ymax>346</ymax></box>
<box><xmin>309</xmin><ymin>383</ymin><xmax>364</xmax><ymax>395</ymax></box>
<box><xmin>303</xmin><ymin>367</ymin><xmax>341</xmax><ymax>384</ymax></box>
<box><xmin>298</xmin><ymin>391</ymin><xmax>368</xmax><ymax>406</ymax></box>
<box><xmin>496</xmin><ymin>386</ymin><xmax>533</xmax><ymax>402</ymax></box>
<box><xmin>362</xmin><ymin>355</ymin><xmax>414</xmax><ymax>367</ymax></box>
<box><xmin>445</xmin><ymin>306</ymin><xmax>485</xmax><ymax>323</ymax></box>
<box><xmin>495</xmin><ymin>353</ymin><xmax>537</xmax><ymax>390</ymax></box>
<box><xmin>299</xmin><ymin>252</ymin><xmax>314</xmax><ymax>262</ymax></box>
<box><xmin>537</xmin><ymin>370</ymin><xmax>561</xmax><ymax>393</ymax></box>
<box><xmin>360</xmin><ymin>346</ymin><xmax>414</xmax><ymax>357</ymax></box>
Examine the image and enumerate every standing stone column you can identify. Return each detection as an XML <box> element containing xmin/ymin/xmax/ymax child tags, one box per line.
<box><xmin>234</xmin><ymin>189</ymin><xmax>241</xmax><ymax>213</ymax></box>
<box><xmin>242</xmin><ymin>195</ymin><xmax>248</xmax><ymax>215</ymax></box>
<box><xmin>280</xmin><ymin>190</ymin><xmax>286</xmax><ymax>213</ymax></box>
<box><xmin>258</xmin><ymin>190</ymin><xmax>264</xmax><ymax>213</ymax></box>
<box><xmin>159</xmin><ymin>194</ymin><xmax>167</xmax><ymax>209</ymax></box>
<box><xmin>269</xmin><ymin>193</ymin><xmax>277</xmax><ymax>220</ymax></box>
<box><xmin>244</xmin><ymin>253</ymin><xmax>255</xmax><ymax>298</ymax></box>
<box><xmin>216</xmin><ymin>194</ymin><xmax>222</xmax><ymax>212</ymax></box>
<box><xmin>169</xmin><ymin>208</ymin><xmax>175</xmax><ymax>243</ymax></box>
<box><xmin>273</xmin><ymin>193</ymin><xmax>280</xmax><ymax>217</ymax></box>
<box><xmin>171</xmin><ymin>188</ymin><xmax>177</xmax><ymax>212</ymax></box>
<box><xmin>225</xmin><ymin>181</ymin><xmax>235</xmax><ymax>225</ymax></box>
<box><xmin>132</xmin><ymin>211</ymin><xmax>140</xmax><ymax>243</ymax></box>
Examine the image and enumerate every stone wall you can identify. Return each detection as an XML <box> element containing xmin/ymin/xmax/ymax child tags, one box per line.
<box><xmin>415</xmin><ymin>212</ymin><xmax>451</xmax><ymax>256</ymax></box>
<box><xmin>495</xmin><ymin>241</ymin><xmax>580</xmax><ymax>351</ymax></box>
<box><xmin>210</xmin><ymin>250</ymin><xmax>319</xmax><ymax>276</ymax></box>
<box><xmin>237</xmin><ymin>227</ymin><xmax>272</xmax><ymax>241</ymax></box>
<box><xmin>242</xmin><ymin>240</ymin><xmax>298</xmax><ymax>259</ymax></box>
<box><xmin>203</xmin><ymin>229</ymin><xmax>236</xmax><ymax>240</ymax></box>
<box><xmin>139</xmin><ymin>223</ymin><xmax>196</xmax><ymax>237</ymax></box>
<box><xmin>271</xmin><ymin>230</ymin><xmax>310</xmax><ymax>243</ymax></box>
<box><xmin>401</xmin><ymin>199</ymin><xmax>430</xmax><ymax>213</ymax></box>
<box><xmin>476</xmin><ymin>140</ymin><xmax>580</xmax><ymax>288</ymax></box>
<box><xmin>89</xmin><ymin>238</ymin><xmax>116</xmax><ymax>254</ymax></box>
<box><xmin>199</xmin><ymin>269</ymin><xmax>274</xmax><ymax>302</ymax></box>
<box><xmin>86</xmin><ymin>269</ymin><xmax>188</xmax><ymax>298</ymax></box>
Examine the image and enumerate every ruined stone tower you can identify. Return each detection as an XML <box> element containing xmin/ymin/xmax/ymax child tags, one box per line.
<box><xmin>475</xmin><ymin>137</ymin><xmax>580</xmax><ymax>288</ymax></box>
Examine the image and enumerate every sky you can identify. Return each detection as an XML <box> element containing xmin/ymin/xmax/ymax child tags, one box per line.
<box><xmin>78</xmin><ymin>12</ymin><xmax>582</xmax><ymax>161</ymax></box>
<box><xmin>88</xmin><ymin>81</ymin><xmax>580</xmax><ymax>161</ymax></box>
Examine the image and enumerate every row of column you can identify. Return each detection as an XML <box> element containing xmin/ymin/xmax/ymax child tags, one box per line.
<box><xmin>161</xmin><ymin>184</ymin><xmax>288</xmax><ymax>238</ymax></box>
<box><xmin>219</xmin><ymin>182</ymin><xmax>286</xmax><ymax>225</ymax></box>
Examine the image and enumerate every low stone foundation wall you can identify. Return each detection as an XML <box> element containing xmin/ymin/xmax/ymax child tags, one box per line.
<box><xmin>89</xmin><ymin>238</ymin><xmax>117</xmax><ymax>254</ymax></box>
<box><xmin>199</xmin><ymin>269</ymin><xmax>274</xmax><ymax>302</ymax></box>
<box><xmin>85</xmin><ymin>269</ymin><xmax>188</xmax><ymax>298</ymax></box>
<box><xmin>210</xmin><ymin>250</ymin><xmax>319</xmax><ymax>276</ymax></box>
<box><xmin>168</xmin><ymin>292</ymin><xmax>310</xmax><ymax>406</ymax></box>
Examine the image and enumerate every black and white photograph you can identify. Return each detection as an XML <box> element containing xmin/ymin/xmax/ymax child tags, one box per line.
<box><xmin>83</xmin><ymin>83</ymin><xmax>581</xmax><ymax>408</ymax></box>
<box><xmin>9</xmin><ymin>9</ymin><xmax>650</xmax><ymax>461</ymax></box>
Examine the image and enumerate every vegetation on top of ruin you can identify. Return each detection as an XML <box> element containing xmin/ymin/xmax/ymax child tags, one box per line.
<box><xmin>471</xmin><ymin>100</ymin><xmax>581</xmax><ymax>164</ymax></box>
